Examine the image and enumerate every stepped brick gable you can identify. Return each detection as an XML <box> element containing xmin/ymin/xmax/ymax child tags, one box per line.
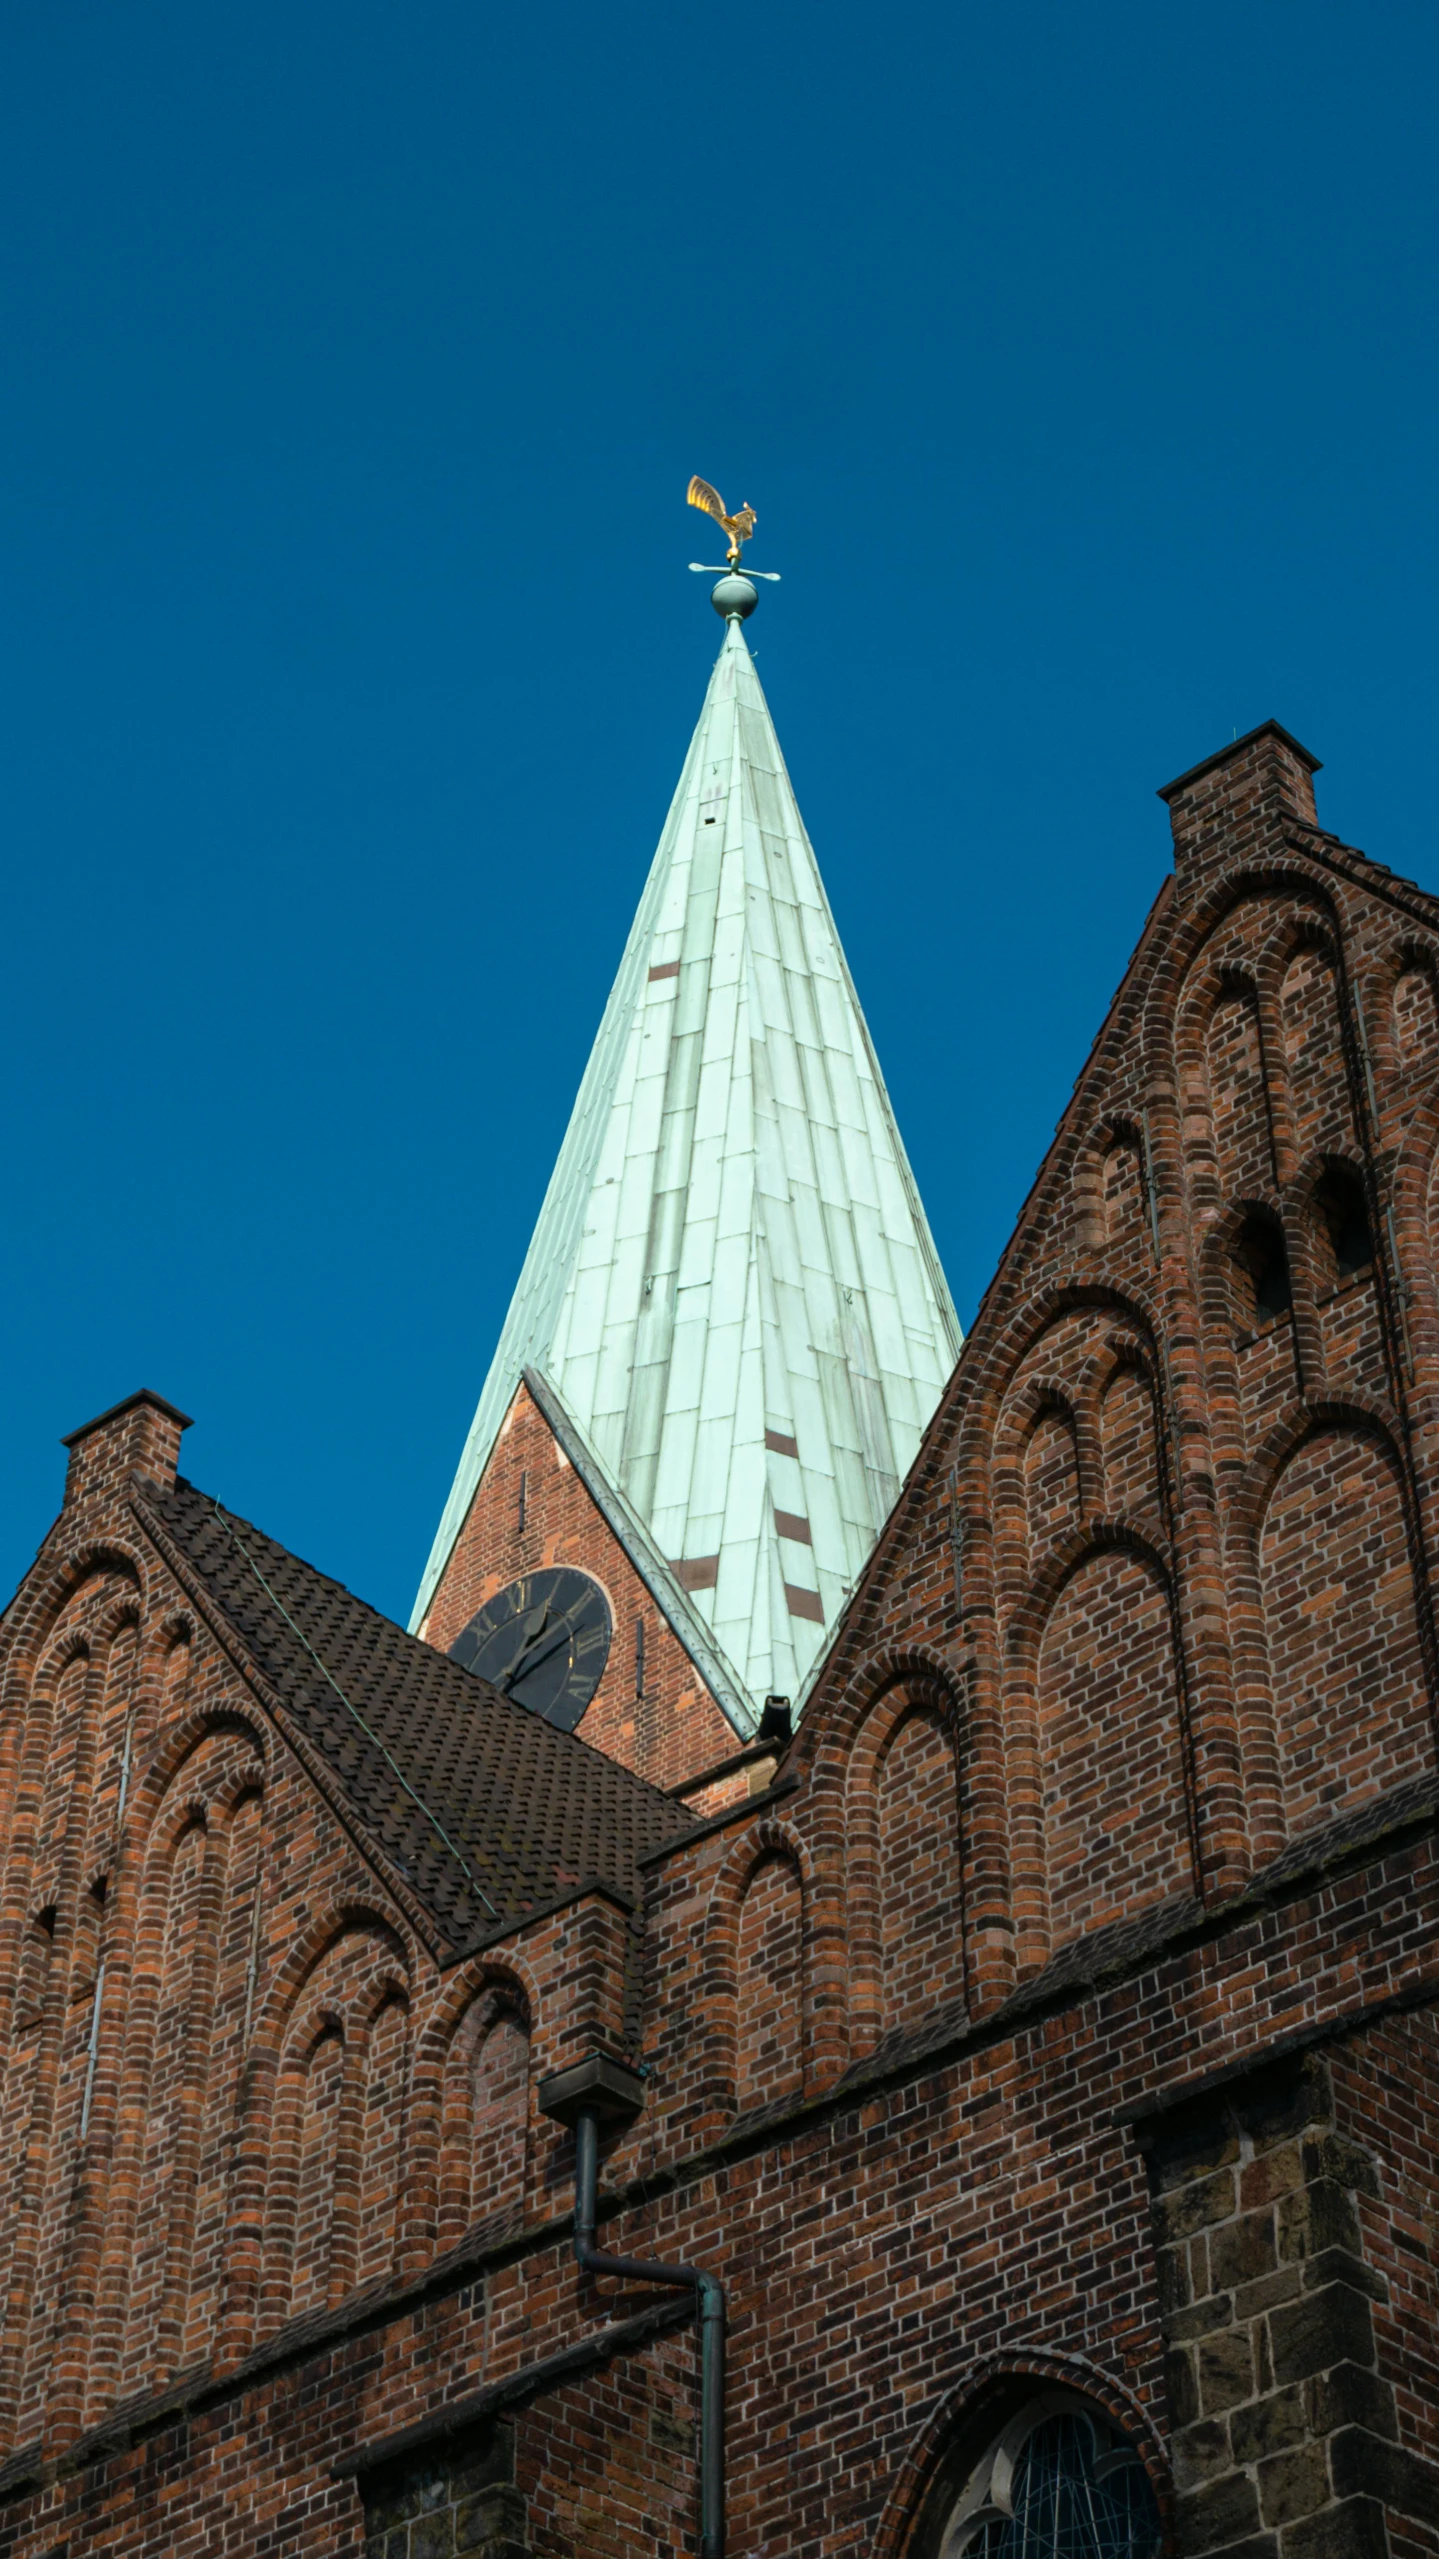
<box><xmin>0</xmin><ymin>722</ymin><xmax>1436</xmax><ymax>2559</ymax></box>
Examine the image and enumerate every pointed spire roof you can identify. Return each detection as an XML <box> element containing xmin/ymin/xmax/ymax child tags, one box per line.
<box><xmin>413</xmin><ymin>613</ymin><xmax>961</xmax><ymax>1724</ymax></box>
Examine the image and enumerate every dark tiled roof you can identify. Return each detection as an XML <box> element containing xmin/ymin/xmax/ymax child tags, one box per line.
<box><xmin>135</xmin><ymin>1478</ymin><xmax>694</xmax><ymax>1957</ymax></box>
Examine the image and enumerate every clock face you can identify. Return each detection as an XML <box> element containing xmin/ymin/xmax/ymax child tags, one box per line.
<box><xmin>449</xmin><ymin>1567</ymin><xmax>612</xmax><ymax>1732</ymax></box>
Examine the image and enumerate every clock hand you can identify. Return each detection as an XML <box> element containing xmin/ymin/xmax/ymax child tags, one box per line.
<box><xmin>498</xmin><ymin>1595</ymin><xmax>593</xmax><ymax>1695</ymax></box>
<box><xmin>501</xmin><ymin>1602</ymin><xmax>551</xmax><ymax>1670</ymax></box>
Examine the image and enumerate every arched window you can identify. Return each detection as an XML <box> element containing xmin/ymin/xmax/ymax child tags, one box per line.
<box><xmin>938</xmin><ymin>2394</ymin><xmax>1160</xmax><ymax>2559</ymax></box>
<box><xmin>1232</xmin><ymin>1212</ymin><xmax>1291</xmax><ymax>1326</ymax></box>
<box><xmin>1314</xmin><ymin>1167</ymin><xmax>1374</xmax><ymax>1282</ymax></box>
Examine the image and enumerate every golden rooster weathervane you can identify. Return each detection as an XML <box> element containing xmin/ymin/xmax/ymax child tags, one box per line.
<box><xmin>686</xmin><ymin>474</ymin><xmax>757</xmax><ymax>566</ymax></box>
<box><xmin>685</xmin><ymin>476</ymin><xmax>781</xmax><ymax>618</ymax></box>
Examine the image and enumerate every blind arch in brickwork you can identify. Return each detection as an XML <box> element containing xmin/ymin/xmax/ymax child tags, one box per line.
<box><xmin>1194</xmin><ymin>1195</ymin><xmax>1295</xmax><ymax>1358</ymax></box>
<box><xmin>223</xmin><ymin>1906</ymin><xmax>414</xmax><ymax>2355</ymax></box>
<box><xmin>949</xmin><ymin>1284</ymin><xmax>1163</xmax><ymax>1503</ymax></box>
<box><xmin>86</xmin><ymin>1730</ymin><xmax>264</xmax><ymax>2421</ymax></box>
<box><xmin>1279</xmin><ymin>937</ymin><xmax>1357</xmax><ymax>1163</ymax></box>
<box><xmin>699</xmin><ymin>1816</ymin><xmax>813</xmax><ymax>2118</ymax></box>
<box><xmin>1170</xmin><ymin>891</ymin><xmax>1344</xmax><ymax>1207</ymax></box>
<box><xmin>843</xmin><ymin>1671</ymin><xmax>966</xmax><ymax>2054</ymax></box>
<box><xmin>1021</xmin><ymin>1403</ymin><xmax>1082</xmax><ymax>1564</ymax></box>
<box><xmin>734</xmin><ymin>1850</ymin><xmax>805</xmax><ymax>2110</ymax></box>
<box><xmin>1387</xmin><ymin>1090</ymin><xmax>1439</xmax><ymax>1340</ymax></box>
<box><xmin>1174</xmin><ymin>884</ymin><xmax>1370</xmax><ymax>1208</ymax></box>
<box><xmin>177</xmin><ymin>1783</ymin><xmax>265</xmax><ymax>2377</ymax></box>
<box><xmin>406</xmin><ymin>1952</ymin><xmax>537</xmax><ymax>2268</ymax></box>
<box><xmin>0</xmin><ymin>1904</ymin><xmax>61</xmax><ymax>2452</ymax></box>
<box><xmin>355</xmin><ymin>1985</ymin><xmax>413</xmax><ymax>2294</ymax></box>
<box><xmin>435</xmin><ymin>1975</ymin><xmax>531</xmax><ymax>2251</ymax></box>
<box><xmin>1099</xmin><ymin>1131</ymin><xmax>1149</xmax><ymax>1255</ymax></box>
<box><xmin>255</xmin><ymin>1923</ymin><xmax>413</xmax><ymax>2333</ymax></box>
<box><xmin>1253</xmin><ymin>1413</ymin><xmax>1434</xmax><ymax>1839</ymax></box>
<box><xmin>116</xmin><ymin>1812</ymin><xmax>215</xmax><ymax>2393</ymax></box>
<box><xmin>1384</xmin><ymin>941</ymin><xmax>1439</xmax><ymax>1080</ymax></box>
<box><xmin>1071</xmin><ymin>1115</ymin><xmax>1149</xmax><ymax>1259</ymax></box>
<box><xmin>2</xmin><ymin>1539</ymin><xmax>147</xmax><ymax>1688</ymax></box>
<box><xmin>124</xmin><ymin>1702</ymin><xmax>270</xmax><ymax>1844</ymax></box>
<box><xmin>1017</xmin><ymin>1530</ymin><xmax>1194</xmax><ymax>1954</ymax></box>
<box><xmin>1097</xmin><ymin>1357</ymin><xmax>1161</xmax><ymax>1525</ymax></box>
<box><xmin>1204</xmin><ymin>977</ymin><xmax>1275</xmax><ymax>1200</ymax></box>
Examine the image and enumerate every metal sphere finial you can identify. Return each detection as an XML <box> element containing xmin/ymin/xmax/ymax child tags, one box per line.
<box><xmin>711</xmin><ymin>573</ymin><xmax>758</xmax><ymax>621</ymax></box>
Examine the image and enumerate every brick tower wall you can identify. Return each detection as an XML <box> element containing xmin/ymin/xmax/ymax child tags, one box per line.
<box><xmin>418</xmin><ymin>1381</ymin><xmax>741</xmax><ymax>1795</ymax></box>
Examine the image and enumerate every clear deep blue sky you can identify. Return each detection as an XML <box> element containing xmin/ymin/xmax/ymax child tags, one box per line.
<box><xmin>4</xmin><ymin>2</ymin><xmax>1437</xmax><ymax>1621</ymax></box>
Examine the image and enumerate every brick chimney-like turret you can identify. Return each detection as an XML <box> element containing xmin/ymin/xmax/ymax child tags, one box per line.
<box><xmin>61</xmin><ymin>1388</ymin><xmax>193</xmax><ymax>1510</ymax></box>
<box><xmin>1159</xmin><ymin>718</ymin><xmax>1321</xmax><ymax>881</ymax></box>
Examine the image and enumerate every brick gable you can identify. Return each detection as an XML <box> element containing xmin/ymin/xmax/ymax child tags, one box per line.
<box><xmin>420</xmin><ymin>1377</ymin><xmax>742</xmax><ymax>1796</ymax></box>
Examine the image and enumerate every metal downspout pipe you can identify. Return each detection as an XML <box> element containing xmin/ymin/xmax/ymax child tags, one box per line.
<box><xmin>572</xmin><ymin>2108</ymin><xmax>726</xmax><ymax>2559</ymax></box>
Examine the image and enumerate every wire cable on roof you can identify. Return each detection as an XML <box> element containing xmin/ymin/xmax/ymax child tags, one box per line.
<box><xmin>209</xmin><ymin>1500</ymin><xmax>499</xmax><ymax>1921</ymax></box>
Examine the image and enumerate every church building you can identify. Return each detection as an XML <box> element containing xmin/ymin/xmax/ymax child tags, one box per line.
<box><xmin>0</xmin><ymin>558</ymin><xmax>1435</xmax><ymax>2559</ymax></box>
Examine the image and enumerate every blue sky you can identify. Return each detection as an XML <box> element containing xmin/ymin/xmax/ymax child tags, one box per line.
<box><xmin>4</xmin><ymin>1</ymin><xmax>1437</xmax><ymax>1622</ymax></box>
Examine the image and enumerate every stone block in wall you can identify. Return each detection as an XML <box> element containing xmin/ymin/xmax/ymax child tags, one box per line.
<box><xmin>1276</xmin><ymin>2182</ymin><xmax>1363</xmax><ymax>2269</ymax></box>
<box><xmin>1329</xmin><ymin>2432</ymin><xmax>1439</xmax><ymax>2529</ymax></box>
<box><xmin>1157</xmin><ymin>2168</ymin><xmax>1240</xmax><ymax>2244</ymax></box>
<box><xmin>1169</xmin><ymin>2294</ymin><xmax>1235</xmax><ymax>2344</ymax></box>
<box><xmin>1258</xmin><ymin>2444</ymin><xmax>1330</xmax><ymax>2527</ymax></box>
<box><xmin>1211</xmin><ymin>2210</ymin><xmax>1280</xmax><ymax>2292</ymax></box>
<box><xmin>1230</xmin><ymin>2391</ymin><xmax>1307</xmax><ymax>2466</ymax></box>
<box><xmin>1129</xmin><ymin>2044</ymin><xmax>1428</xmax><ymax>2559</ymax></box>
<box><xmin>1280</xmin><ymin>2496</ymin><xmax>1389</xmax><ymax>2559</ymax></box>
<box><xmin>361</xmin><ymin>2421</ymin><xmax>524</xmax><ymax>2559</ymax></box>
<box><xmin>1178</xmin><ymin>2469</ymin><xmax>1261</xmax><ymax>2553</ymax></box>
<box><xmin>1268</xmin><ymin>2284</ymin><xmax>1375</xmax><ymax>2389</ymax></box>
<box><xmin>1305</xmin><ymin>2369</ymin><xmax>1397</xmax><ymax>2444</ymax></box>
<box><xmin>1198</xmin><ymin>2329</ymin><xmax>1257</xmax><ymax>2417</ymax></box>
<box><xmin>1175</xmin><ymin>2421</ymin><xmax>1233</xmax><ymax>2492</ymax></box>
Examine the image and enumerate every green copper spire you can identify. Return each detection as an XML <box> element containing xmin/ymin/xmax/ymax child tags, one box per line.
<box><xmin>412</xmin><ymin>611</ymin><xmax>961</xmax><ymax>1725</ymax></box>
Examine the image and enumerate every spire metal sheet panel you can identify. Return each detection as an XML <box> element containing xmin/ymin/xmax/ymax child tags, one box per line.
<box><xmin>412</xmin><ymin>618</ymin><xmax>961</xmax><ymax>1719</ymax></box>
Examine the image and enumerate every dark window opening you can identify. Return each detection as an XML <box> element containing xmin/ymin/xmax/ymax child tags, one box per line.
<box><xmin>634</xmin><ymin>1614</ymin><xmax>646</xmax><ymax>1701</ymax></box>
<box><xmin>1316</xmin><ymin>1169</ymin><xmax>1374</xmax><ymax>1280</ymax></box>
<box><xmin>1233</xmin><ymin>1216</ymin><xmax>1291</xmax><ymax>1324</ymax></box>
<box><xmin>359</xmin><ymin>2420</ymin><xmax>525</xmax><ymax>2559</ymax></box>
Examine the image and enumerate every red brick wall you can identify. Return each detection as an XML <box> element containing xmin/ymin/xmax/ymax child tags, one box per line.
<box><xmin>1036</xmin><ymin>1549</ymin><xmax>1190</xmax><ymax>1946</ymax></box>
<box><xmin>1394</xmin><ymin>961</ymin><xmax>1439</xmax><ymax>1071</ymax></box>
<box><xmin>419</xmin><ymin>1382</ymin><xmax>739</xmax><ymax>1793</ymax></box>
<box><xmin>1206</xmin><ymin>982</ymin><xmax>1273</xmax><ymax>1193</ymax></box>
<box><xmin>734</xmin><ymin>1852</ymin><xmax>803</xmax><ymax>2109</ymax></box>
<box><xmin>876</xmin><ymin>1706</ymin><xmax>962</xmax><ymax>2032</ymax></box>
<box><xmin>1258</xmin><ymin>1424</ymin><xmax>1431</xmax><ymax>1837</ymax></box>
